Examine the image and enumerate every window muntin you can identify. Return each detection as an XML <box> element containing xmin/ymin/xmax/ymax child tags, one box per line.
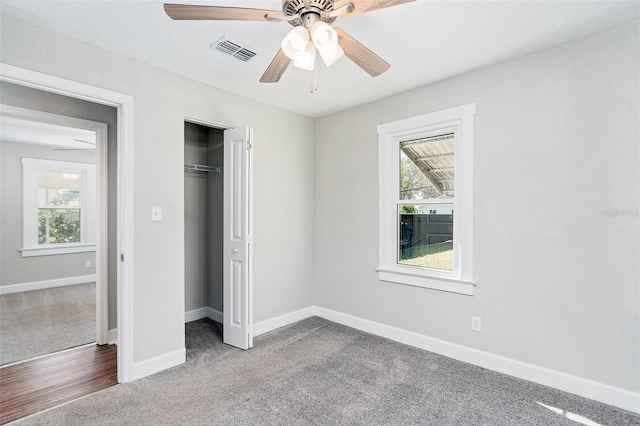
<box><xmin>377</xmin><ymin>104</ymin><xmax>475</xmax><ymax>295</ymax></box>
<box><xmin>22</xmin><ymin>158</ymin><xmax>96</xmax><ymax>257</ymax></box>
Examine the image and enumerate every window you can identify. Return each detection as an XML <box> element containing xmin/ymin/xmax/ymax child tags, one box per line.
<box><xmin>377</xmin><ymin>104</ymin><xmax>475</xmax><ymax>295</ymax></box>
<box><xmin>22</xmin><ymin>158</ymin><xmax>96</xmax><ymax>257</ymax></box>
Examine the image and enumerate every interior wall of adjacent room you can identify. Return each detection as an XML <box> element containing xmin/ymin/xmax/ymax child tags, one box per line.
<box><xmin>0</xmin><ymin>82</ymin><xmax>118</xmax><ymax>330</ymax></box>
<box><xmin>0</xmin><ymin>14</ymin><xmax>315</xmax><ymax>363</ymax></box>
<box><xmin>313</xmin><ymin>22</ymin><xmax>639</xmax><ymax>393</ymax></box>
<box><xmin>0</xmin><ymin>141</ymin><xmax>96</xmax><ymax>283</ymax></box>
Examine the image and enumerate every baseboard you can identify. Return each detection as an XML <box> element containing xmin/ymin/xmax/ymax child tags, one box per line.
<box><xmin>252</xmin><ymin>306</ymin><xmax>317</xmax><ymax>337</ymax></box>
<box><xmin>206</xmin><ymin>307</ymin><xmax>223</xmax><ymax>324</ymax></box>
<box><xmin>185</xmin><ymin>307</ymin><xmax>208</xmax><ymax>323</ymax></box>
<box><xmin>108</xmin><ymin>328</ymin><xmax>117</xmax><ymax>345</ymax></box>
<box><xmin>178</xmin><ymin>304</ymin><xmax>639</xmax><ymax>413</ymax></box>
<box><xmin>249</xmin><ymin>305</ymin><xmax>638</xmax><ymax>413</ymax></box>
<box><xmin>0</xmin><ymin>274</ymin><xmax>97</xmax><ymax>295</ymax></box>
<box><xmin>130</xmin><ymin>347</ymin><xmax>186</xmax><ymax>381</ymax></box>
<box><xmin>312</xmin><ymin>306</ymin><xmax>640</xmax><ymax>414</ymax></box>
<box><xmin>184</xmin><ymin>307</ymin><xmax>223</xmax><ymax>324</ymax></box>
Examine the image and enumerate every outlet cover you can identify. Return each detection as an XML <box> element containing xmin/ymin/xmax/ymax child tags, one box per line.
<box><xmin>471</xmin><ymin>316</ymin><xmax>481</xmax><ymax>332</ymax></box>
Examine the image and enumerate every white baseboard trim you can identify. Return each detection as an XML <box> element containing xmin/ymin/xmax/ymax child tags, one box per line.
<box><xmin>312</xmin><ymin>306</ymin><xmax>639</xmax><ymax>414</ymax></box>
<box><xmin>108</xmin><ymin>328</ymin><xmax>117</xmax><ymax>345</ymax></box>
<box><xmin>184</xmin><ymin>306</ymin><xmax>223</xmax><ymax>324</ymax></box>
<box><xmin>185</xmin><ymin>307</ymin><xmax>208</xmax><ymax>323</ymax></box>
<box><xmin>248</xmin><ymin>305</ymin><xmax>638</xmax><ymax>414</ymax></box>
<box><xmin>0</xmin><ymin>274</ymin><xmax>97</xmax><ymax>295</ymax></box>
<box><xmin>130</xmin><ymin>347</ymin><xmax>186</xmax><ymax>382</ymax></box>
<box><xmin>253</xmin><ymin>306</ymin><xmax>317</xmax><ymax>337</ymax></box>
<box><xmin>206</xmin><ymin>307</ymin><xmax>223</xmax><ymax>324</ymax></box>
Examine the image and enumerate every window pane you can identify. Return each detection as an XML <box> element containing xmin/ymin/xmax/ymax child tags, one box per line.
<box><xmin>38</xmin><ymin>208</ymin><xmax>81</xmax><ymax>244</ymax></box>
<box><xmin>38</xmin><ymin>171</ymin><xmax>80</xmax><ymax>207</ymax></box>
<box><xmin>400</xmin><ymin>134</ymin><xmax>455</xmax><ymax>201</ymax></box>
<box><xmin>398</xmin><ymin>205</ymin><xmax>453</xmax><ymax>271</ymax></box>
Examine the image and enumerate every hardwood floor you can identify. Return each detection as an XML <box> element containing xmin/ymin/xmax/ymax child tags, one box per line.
<box><xmin>0</xmin><ymin>344</ymin><xmax>117</xmax><ymax>424</ymax></box>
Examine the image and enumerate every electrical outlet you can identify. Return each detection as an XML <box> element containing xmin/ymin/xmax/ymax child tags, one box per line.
<box><xmin>85</xmin><ymin>260</ymin><xmax>92</xmax><ymax>268</ymax></box>
<box><xmin>471</xmin><ymin>316</ymin><xmax>481</xmax><ymax>332</ymax></box>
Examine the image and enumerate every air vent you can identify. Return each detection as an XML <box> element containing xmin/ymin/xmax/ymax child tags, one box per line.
<box><xmin>211</xmin><ymin>37</ymin><xmax>257</xmax><ymax>62</ymax></box>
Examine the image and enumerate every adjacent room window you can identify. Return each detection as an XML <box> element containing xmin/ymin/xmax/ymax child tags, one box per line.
<box><xmin>22</xmin><ymin>158</ymin><xmax>96</xmax><ymax>257</ymax></box>
<box><xmin>377</xmin><ymin>104</ymin><xmax>475</xmax><ymax>295</ymax></box>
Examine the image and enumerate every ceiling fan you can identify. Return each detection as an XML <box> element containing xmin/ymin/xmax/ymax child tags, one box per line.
<box><xmin>164</xmin><ymin>0</ymin><xmax>415</xmax><ymax>83</ymax></box>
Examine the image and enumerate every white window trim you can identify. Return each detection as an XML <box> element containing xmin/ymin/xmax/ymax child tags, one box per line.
<box><xmin>377</xmin><ymin>103</ymin><xmax>476</xmax><ymax>295</ymax></box>
<box><xmin>21</xmin><ymin>157</ymin><xmax>96</xmax><ymax>257</ymax></box>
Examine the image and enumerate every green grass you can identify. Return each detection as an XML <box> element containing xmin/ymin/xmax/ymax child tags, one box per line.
<box><xmin>399</xmin><ymin>241</ymin><xmax>453</xmax><ymax>271</ymax></box>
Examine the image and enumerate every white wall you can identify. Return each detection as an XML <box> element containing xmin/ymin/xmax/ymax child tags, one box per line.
<box><xmin>0</xmin><ymin>14</ymin><xmax>315</xmax><ymax>363</ymax></box>
<box><xmin>314</xmin><ymin>22</ymin><xmax>639</xmax><ymax>394</ymax></box>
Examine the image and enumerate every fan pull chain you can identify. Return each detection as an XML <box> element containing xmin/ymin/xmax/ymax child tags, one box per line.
<box><xmin>310</xmin><ymin>63</ymin><xmax>318</xmax><ymax>93</ymax></box>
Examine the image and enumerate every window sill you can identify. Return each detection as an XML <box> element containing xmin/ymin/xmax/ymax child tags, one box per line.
<box><xmin>376</xmin><ymin>267</ymin><xmax>475</xmax><ymax>295</ymax></box>
<box><xmin>21</xmin><ymin>244</ymin><xmax>96</xmax><ymax>257</ymax></box>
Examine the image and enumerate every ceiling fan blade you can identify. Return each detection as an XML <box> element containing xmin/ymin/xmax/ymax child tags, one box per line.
<box><xmin>260</xmin><ymin>49</ymin><xmax>291</xmax><ymax>83</ymax></box>
<box><xmin>164</xmin><ymin>4</ymin><xmax>283</xmax><ymax>21</ymax></box>
<box><xmin>334</xmin><ymin>28</ymin><xmax>390</xmax><ymax>77</ymax></box>
<box><xmin>334</xmin><ymin>0</ymin><xmax>415</xmax><ymax>18</ymax></box>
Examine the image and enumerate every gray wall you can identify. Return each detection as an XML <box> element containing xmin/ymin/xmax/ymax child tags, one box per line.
<box><xmin>1</xmin><ymin>13</ymin><xmax>315</xmax><ymax>363</ymax></box>
<box><xmin>5</xmin><ymin>6</ymin><xmax>634</xmax><ymax>395</ymax></box>
<box><xmin>0</xmin><ymin>82</ymin><xmax>118</xmax><ymax>330</ymax></box>
<box><xmin>184</xmin><ymin>122</ymin><xmax>224</xmax><ymax>314</ymax></box>
<box><xmin>314</xmin><ymin>22</ymin><xmax>639</xmax><ymax>393</ymax></box>
<box><xmin>207</xmin><ymin>127</ymin><xmax>224</xmax><ymax>313</ymax></box>
<box><xmin>1</xmin><ymin>141</ymin><xmax>96</xmax><ymax>282</ymax></box>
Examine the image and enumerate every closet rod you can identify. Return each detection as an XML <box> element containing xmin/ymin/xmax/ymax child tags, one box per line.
<box><xmin>184</xmin><ymin>163</ymin><xmax>221</xmax><ymax>173</ymax></box>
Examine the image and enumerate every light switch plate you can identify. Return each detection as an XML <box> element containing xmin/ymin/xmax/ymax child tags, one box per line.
<box><xmin>151</xmin><ymin>206</ymin><xmax>162</xmax><ymax>222</ymax></box>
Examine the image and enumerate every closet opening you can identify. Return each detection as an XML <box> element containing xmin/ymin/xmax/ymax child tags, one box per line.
<box><xmin>184</xmin><ymin>121</ymin><xmax>225</xmax><ymax>346</ymax></box>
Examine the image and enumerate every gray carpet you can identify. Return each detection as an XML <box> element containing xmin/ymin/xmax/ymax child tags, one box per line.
<box><xmin>0</xmin><ymin>283</ymin><xmax>96</xmax><ymax>365</ymax></box>
<box><xmin>12</xmin><ymin>317</ymin><xmax>639</xmax><ymax>425</ymax></box>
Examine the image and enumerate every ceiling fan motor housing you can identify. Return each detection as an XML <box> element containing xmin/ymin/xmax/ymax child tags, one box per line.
<box><xmin>283</xmin><ymin>0</ymin><xmax>337</xmax><ymax>26</ymax></box>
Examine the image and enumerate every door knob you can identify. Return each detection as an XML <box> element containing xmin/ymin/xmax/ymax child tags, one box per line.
<box><xmin>232</xmin><ymin>249</ymin><xmax>238</xmax><ymax>253</ymax></box>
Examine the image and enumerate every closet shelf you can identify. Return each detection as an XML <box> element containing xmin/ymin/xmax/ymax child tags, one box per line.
<box><xmin>184</xmin><ymin>163</ymin><xmax>221</xmax><ymax>173</ymax></box>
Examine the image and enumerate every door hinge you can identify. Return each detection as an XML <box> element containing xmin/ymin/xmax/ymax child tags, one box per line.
<box><xmin>247</xmin><ymin>140</ymin><xmax>252</xmax><ymax>151</ymax></box>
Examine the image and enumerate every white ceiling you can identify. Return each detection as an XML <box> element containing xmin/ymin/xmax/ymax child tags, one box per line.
<box><xmin>1</xmin><ymin>1</ymin><xmax>638</xmax><ymax>118</ymax></box>
<box><xmin>0</xmin><ymin>116</ymin><xmax>97</xmax><ymax>149</ymax></box>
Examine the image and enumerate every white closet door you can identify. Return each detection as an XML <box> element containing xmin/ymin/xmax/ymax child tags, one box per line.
<box><xmin>222</xmin><ymin>127</ymin><xmax>253</xmax><ymax>349</ymax></box>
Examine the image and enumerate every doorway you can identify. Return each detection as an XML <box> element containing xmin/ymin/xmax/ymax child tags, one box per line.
<box><xmin>184</xmin><ymin>122</ymin><xmax>224</xmax><ymax>326</ymax></box>
<box><xmin>183</xmin><ymin>121</ymin><xmax>254</xmax><ymax>350</ymax></box>
<box><xmin>0</xmin><ymin>100</ymin><xmax>112</xmax><ymax>365</ymax></box>
<box><xmin>0</xmin><ymin>63</ymin><xmax>134</xmax><ymax>382</ymax></box>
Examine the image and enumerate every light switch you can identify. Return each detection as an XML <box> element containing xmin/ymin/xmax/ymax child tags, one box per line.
<box><xmin>151</xmin><ymin>206</ymin><xmax>162</xmax><ymax>222</ymax></box>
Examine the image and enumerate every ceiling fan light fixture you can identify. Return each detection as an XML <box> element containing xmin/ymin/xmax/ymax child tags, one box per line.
<box><xmin>281</xmin><ymin>26</ymin><xmax>310</xmax><ymax>61</ymax></box>
<box><xmin>310</xmin><ymin>21</ymin><xmax>344</xmax><ymax>66</ymax></box>
<box><xmin>293</xmin><ymin>42</ymin><xmax>316</xmax><ymax>70</ymax></box>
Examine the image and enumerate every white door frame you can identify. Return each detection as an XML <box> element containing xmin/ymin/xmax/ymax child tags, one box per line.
<box><xmin>0</xmin><ymin>104</ymin><xmax>109</xmax><ymax>344</ymax></box>
<box><xmin>0</xmin><ymin>63</ymin><xmax>135</xmax><ymax>383</ymax></box>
